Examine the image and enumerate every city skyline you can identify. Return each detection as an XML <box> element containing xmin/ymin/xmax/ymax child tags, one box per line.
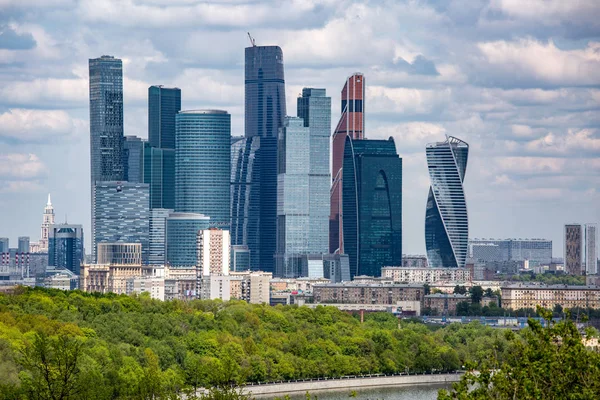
<box><xmin>1</xmin><ymin>1</ymin><xmax>599</xmax><ymax>257</ymax></box>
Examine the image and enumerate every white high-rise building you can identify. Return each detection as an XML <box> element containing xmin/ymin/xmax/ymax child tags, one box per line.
<box><xmin>31</xmin><ymin>194</ymin><xmax>55</xmax><ymax>253</ymax></box>
<box><xmin>197</xmin><ymin>228</ymin><xmax>230</xmax><ymax>276</ymax></box>
<box><xmin>586</xmin><ymin>224</ymin><xmax>598</xmax><ymax>275</ymax></box>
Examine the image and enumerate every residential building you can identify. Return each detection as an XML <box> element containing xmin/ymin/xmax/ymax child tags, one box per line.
<box><xmin>89</xmin><ymin>56</ymin><xmax>124</xmax><ymax>259</ymax></box>
<box><xmin>330</xmin><ymin>73</ymin><xmax>365</xmax><ymax>254</ymax></box>
<box><xmin>48</xmin><ymin>224</ymin><xmax>84</xmax><ymax>274</ymax></box>
<box><xmin>164</xmin><ymin>267</ymin><xmax>198</xmax><ymax>300</ymax></box>
<box><xmin>166</xmin><ymin>212</ymin><xmax>210</xmax><ymax>268</ymax></box>
<box><xmin>229</xmin><ymin>270</ymin><xmax>272</xmax><ymax>304</ymax></box>
<box><xmin>312</xmin><ymin>283</ymin><xmax>424</xmax><ymax>305</ymax></box>
<box><xmin>585</xmin><ymin>224</ymin><xmax>597</xmax><ymax>275</ymax></box>
<box><xmin>296</xmin><ymin>88</ymin><xmax>331</xmax><ymax>255</ymax></box>
<box><xmin>126</xmin><ymin>274</ymin><xmax>166</xmax><ymax>301</ymax></box>
<box><xmin>501</xmin><ymin>284</ymin><xmax>600</xmax><ymax>310</ymax></box>
<box><xmin>199</xmin><ymin>275</ymin><xmax>231</xmax><ymax>301</ymax></box>
<box><xmin>402</xmin><ymin>255</ymin><xmax>428</xmax><ymax>268</ymax></box>
<box><xmin>230</xmin><ymin>136</ymin><xmax>260</xmax><ymax>269</ymax></box>
<box><xmin>244</xmin><ymin>44</ymin><xmax>287</xmax><ymax>274</ymax></box>
<box><xmin>93</xmin><ymin>181</ymin><xmax>150</xmax><ymax>263</ymax></box>
<box><xmin>175</xmin><ymin>110</ymin><xmax>231</xmax><ymax>228</ymax></box>
<box><xmin>197</xmin><ymin>228</ymin><xmax>230</xmax><ymax>276</ymax></box>
<box><xmin>342</xmin><ymin>136</ymin><xmax>402</xmax><ymax>278</ymax></box>
<box><xmin>149</xmin><ymin>208</ymin><xmax>172</xmax><ymax>265</ymax></box>
<box><xmin>565</xmin><ymin>224</ymin><xmax>583</xmax><ymax>275</ymax></box>
<box><xmin>425</xmin><ymin>136</ymin><xmax>469</xmax><ymax>269</ymax></box>
<box><xmin>469</xmin><ymin>238</ymin><xmax>552</xmax><ymax>265</ymax></box>
<box><xmin>124</xmin><ymin>136</ymin><xmax>145</xmax><ymax>183</ymax></box>
<box><xmin>45</xmin><ymin>270</ymin><xmax>78</xmax><ymax>291</ymax></box>
<box><xmin>424</xmin><ymin>293</ymin><xmax>471</xmax><ymax>316</ymax></box>
<box><xmin>381</xmin><ymin>266</ymin><xmax>471</xmax><ymax>284</ymax></box>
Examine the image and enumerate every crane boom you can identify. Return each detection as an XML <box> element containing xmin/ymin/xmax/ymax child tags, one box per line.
<box><xmin>247</xmin><ymin>32</ymin><xmax>256</xmax><ymax>47</ymax></box>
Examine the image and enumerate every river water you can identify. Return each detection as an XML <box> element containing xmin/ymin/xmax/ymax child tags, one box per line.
<box><xmin>283</xmin><ymin>384</ymin><xmax>449</xmax><ymax>400</ymax></box>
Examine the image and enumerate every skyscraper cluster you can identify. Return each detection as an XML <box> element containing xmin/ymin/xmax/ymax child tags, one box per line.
<box><xmin>86</xmin><ymin>40</ymin><xmax>409</xmax><ymax>279</ymax></box>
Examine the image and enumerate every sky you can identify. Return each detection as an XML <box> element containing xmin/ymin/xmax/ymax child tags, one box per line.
<box><xmin>0</xmin><ymin>0</ymin><xmax>599</xmax><ymax>257</ymax></box>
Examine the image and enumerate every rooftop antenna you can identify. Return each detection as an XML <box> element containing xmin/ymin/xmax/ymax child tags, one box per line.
<box><xmin>247</xmin><ymin>32</ymin><xmax>256</xmax><ymax>47</ymax></box>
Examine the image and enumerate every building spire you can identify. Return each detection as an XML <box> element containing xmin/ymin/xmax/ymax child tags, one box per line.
<box><xmin>47</xmin><ymin>193</ymin><xmax>52</xmax><ymax>206</ymax></box>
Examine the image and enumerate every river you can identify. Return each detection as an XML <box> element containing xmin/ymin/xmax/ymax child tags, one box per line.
<box><xmin>270</xmin><ymin>384</ymin><xmax>449</xmax><ymax>400</ymax></box>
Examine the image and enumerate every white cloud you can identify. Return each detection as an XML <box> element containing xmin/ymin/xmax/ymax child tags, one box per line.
<box><xmin>0</xmin><ymin>109</ymin><xmax>86</xmax><ymax>143</ymax></box>
<box><xmin>0</xmin><ymin>78</ymin><xmax>87</xmax><ymax>108</ymax></box>
<box><xmin>478</xmin><ymin>39</ymin><xmax>600</xmax><ymax>86</ymax></box>
<box><xmin>0</xmin><ymin>153</ymin><xmax>46</xmax><ymax>180</ymax></box>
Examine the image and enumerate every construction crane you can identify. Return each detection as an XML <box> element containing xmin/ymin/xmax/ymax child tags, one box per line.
<box><xmin>247</xmin><ymin>32</ymin><xmax>256</xmax><ymax>47</ymax></box>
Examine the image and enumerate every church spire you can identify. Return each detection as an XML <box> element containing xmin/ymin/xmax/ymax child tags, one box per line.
<box><xmin>47</xmin><ymin>193</ymin><xmax>52</xmax><ymax>206</ymax></box>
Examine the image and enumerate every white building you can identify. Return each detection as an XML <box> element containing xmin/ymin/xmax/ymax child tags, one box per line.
<box><xmin>197</xmin><ymin>228</ymin><xmax>230</xmax><ymax>276</ymax></box>
<box><xmin>381</xmin><ymin>266</ymin><xmax>471</xmax><ymax>284</ymax></box>
<box><xmin>199</xmin><ymin>275</ymin><xmax>231</xmax><ymax>301</ymax></box>
<box><xmin>586</xmin><ymin>224</ymin><xmax>598</xmax><ymax>275</ymax></box>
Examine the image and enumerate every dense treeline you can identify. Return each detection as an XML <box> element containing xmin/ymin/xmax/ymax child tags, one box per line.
<box><xmin>0</xmin><ymin>287</ymin><xmax>510</xmax><ymax>399</ymax></box>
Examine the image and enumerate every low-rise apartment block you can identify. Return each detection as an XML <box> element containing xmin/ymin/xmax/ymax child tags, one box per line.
<box><xmin>501</xmin><ymin>284</ymin><xmax>600</xmax><ymax>310</ymax></box>
<box><xmin>381</xmin><ymin>266</ymin><xmax>471</xmax><ymax>284</ymax></box>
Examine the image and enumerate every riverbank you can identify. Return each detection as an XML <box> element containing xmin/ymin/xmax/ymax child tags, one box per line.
<box><xmin>241</xmin><ymin>372</ymin><xmax>463</xmax><ymax>397</ymax></box>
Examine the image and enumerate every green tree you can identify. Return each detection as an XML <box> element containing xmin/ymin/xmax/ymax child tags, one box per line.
<box><xmin>453</xmin><ymin>285</ymin><xmax>467</xmax><ymax>295</ymax></box>
<box><xmin>455</xmin><ymin>301</ymin><xmax>470</xmax><ymax>316</ymax></box>
<box><xmin>469</xmin><ymin>286</ymin><xmax>483</xmax><ymax>304</ymax></box>
<box><xmin>439</xmin><ymin>307</ymin><xmax>600</xmax><ymax>399</ymax></box>
<box><xmin>423</xmin><ymin>284</ymin><xmax>431</xmax><ymax>295</ymax></box>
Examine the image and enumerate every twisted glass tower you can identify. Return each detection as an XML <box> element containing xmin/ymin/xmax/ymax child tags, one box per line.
<box><xmin>425</xmin><ymin>136</ymin><xmax>469</xmax><ymax>269</ymax></box>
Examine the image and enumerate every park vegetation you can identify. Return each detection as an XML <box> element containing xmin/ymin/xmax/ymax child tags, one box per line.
<box><xmin>0</xmin><ymin>287</ymin><xmax>511</xmax><ymax>399</ymax></box>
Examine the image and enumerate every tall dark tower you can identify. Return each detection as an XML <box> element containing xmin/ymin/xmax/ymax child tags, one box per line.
<box><xmin>243</xmin><ymin>42</ymin><xmax>286</xmax><ymax>273</ymax></box>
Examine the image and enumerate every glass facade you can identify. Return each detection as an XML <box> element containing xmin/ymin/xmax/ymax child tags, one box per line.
<box><xmin>585</xmin><ymin>224</ymin><xmax>598</xmax><ymax>275</ymax></box>
<box><xmin>0</xmin><ymin>238</ymin><xmax>8</xmax><ymax>254</ymax></box>
<box><xmin>230</xmin><ymin>136</ymin><xmax>261</xmax><ymax>269</ymax></box>
<box><xmin>297</xmin><ymin>88</ymin><xmax>331</xmax><ymax>255</ymax></box>
<box><xmin>93</xmin><ymin>181</ymin><xmax>150</xmax><ymax>263</ymax></box>
<box><xmin>149</xmin><ymin>208</ymin><xmax>173</xmax><ymax>265</ymax></box>
<box><xmin>330</xmin><ymin>73</ymin><xmax>365</xmax><ymax>254</ymax></box>
<box><xmin>144</xmin><ymin>144</ymin><xmax>175</xmax><ymax>210</ymax></box>
<box><xmin>175</xmin><ymin>110</ymin><xmax>231</xmax><ymax>229</ymax></box>
<box><xmin>425</xmin><ymin>136</ymin><xmax>469</xmax><ymax>269</ymax></box>
<box><xmin>148</xmin><ymin>86</ymin><xmax>181</xmax><ymax>149</ymax></box>
<box><xmin>231</xmin><ymin>245</ymin><xmax>251</xmax><ymax>272</ymax></box>
<box><xmin>97</xmin><ymin>242</ymin><xmax>142</xmax><ymax>265</ymax></box>
<box><xmin>469</xmin><ymin>238</ymin><xmax>552</xmax><ymax>265</ymax></box>
<box><xmin>18</xmin><ymin>237</ymin><xmax>30</xmax><ymax>253</ymax></box>
<box><xmin>166</xmin><ymin>213</ymin><xmax>210</xmax><ymax>268</ymax></box>
<box><xmin>124</xmin><ymin>136</ymin><xmax>144</xmax><ymax>183</ymax></box>
<box><xmin>342</xmin><ymin>137</ymin><xmax>402</xmax><ymax>278</ymax></box>
<box><xmin>48</xmin><ymin>224</ymin><xmax>84</xmax><ymax>274</ymax></box>
<box><xmin>276</xmin><ymin>117</ymin><xmax>310</xmax><ymax>277</ymax></box>
<box><xmin>244</xmin><ymin>45</ymin><xmax>287</xmax><ymax>274</ymax></box>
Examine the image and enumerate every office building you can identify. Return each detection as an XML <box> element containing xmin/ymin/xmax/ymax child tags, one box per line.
<box><xmin>0</xmin><ymin>238</ymin><xmax>8</xmax><ymax>254</ymax></box>
<box><xmin>342</xmin><ymin>136</ymin><xmax>402</xmax><ymax>278</ymax></box>
<box><xmin>89</xmin><ymin>55</ymin><xmax>125</xmax><ymax>260</ymax></box>
<box><xmin>144</xmin><ymin>144</ymin><xmax>175</xmax><ymax>210</ymax></box>
<box><xmin>501</xmin><ymin>284</ymin><xmax>600</xmax><ymax>310</ymax></box>
<box><xmin>297</xmin><ymin>88</ymin><xmax>331</xmax><ymax>255</ymax></box>
<box><xmin>585</xmin><ymin>224</ymin><xmax>598</xmax><ymax>275</ymax></box>
<box><xmin>231</xmin><ymin>245</ymin><xmax>251</xmax><ymax>272</ymax></box>
<box><xmin>425</xmin><ymin>136</ymin><xmax>469</xmax><ymax>269</ymax></box>
<box><xmin>230</xmin><ymin>136</ymin><xmax>260</xmax><ymax>269</ymax></box>
<box><xmin>149</xmin><ymin>208</ymin><xmax>172</xmax><ymax>265</ymax></box>
<box><xmin>166</xmin><ymin>212</ymin><xmax>210</xmax><ymax>268</ymax></box>
<box><xmin>244</xmin><ymin>43</ymin><xmax>287</xmax><ymax>273</ymax></box>
<box><xmin>93</xmin><ymin>181</ymin><xmax>150</xmax><ymax>263</ymax></box>
<box><xmin>197</xmin><ymin>228</ymin><xmax>230</xmax><ymax>276</ymax></box>
<box><xmin>124</xmin><ymin>136</ymin><xmax>145</xmax><ymax>183</ymax></box>
<box><xmin>469</xmin><ymin>238</ymin><xmax>552</xmax><ymax>265</ymax></box>
<box><xmin>330</xmin><ymin>73</ymin><xmax>365</xmax><ymax>253</ymax></box>
<box><xmin>18</xmin><ymin>237</ymin><xmax>30</xmax><ymax>254</ymax></box>
<box><xmin>565</xmin><ymin>224</ymin><xmax>583</xmax><ymax>275</ymax></box>
<box><xmin>48</xmin><ymin>224</ymin><xmax>84</xmax><ymax>274</ymax></box>
<box><xmin>323</xmin><ymin>254</ymin><xmax>351</xmax><ymax>283</ymax></box>
<box><xmin>276</xmin><ymin>116</ymin><xmax>310</xmax><ymax>277</ymax></box>
<box><xmin>97</xmin><ymin>242</ymin><xmax>142</xmax><ymax>265</ymax></box>
<box><xmin>148</xmin><ymin>85</ymin><xmax>181</xmax><ymax>149</ymax></box>
<box><xmin>175</xmin><ymin>110</ymin><xmax>231</xmax><ymax>228</ymax></box>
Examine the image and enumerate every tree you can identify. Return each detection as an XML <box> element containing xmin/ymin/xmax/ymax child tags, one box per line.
<box><xmin>484</xmin><ymin>288</ymin><xmax>493</xmax><ymax>298</ymax></box>
<box><xmin>455</xmin><ymin>301</ymin><xmax>470</xmax><ymax>316</ymax></box>
<box><xmin>424</xmin><ymin>284</ymin><xmax>431</xmax><ymax>296</ymax></box>
<box><xmin>439</xmin><ymin>307</ymin><xmax>600</xmax><ymax>399</ymax></box>
<box><xmin>453</xmin><ymin>285</ymin><xmax>467</xmax><ymax>295</ymax></box>
<box><xmin>470</xmin><ymin>286</ymin><xmax>483</xmax><ymax>304</ymax></box>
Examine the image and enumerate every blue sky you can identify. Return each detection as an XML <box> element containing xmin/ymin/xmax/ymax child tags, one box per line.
<box><xmin>0</xmin><ymin>0</ymin><xmax>599</xmax><ymax>257</ymax></box>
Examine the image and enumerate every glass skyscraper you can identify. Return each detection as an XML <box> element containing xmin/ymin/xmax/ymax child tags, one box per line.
<box><xmin>275</xmin><ymin>117</ymin><xmax>310</xmax><ymax>277</ymax></box>
<box><xmin>244</xmin><ymin>44</ymin><xmax>286</xmax><ymax>273</ymax></box>
<box><xmin>144</xmin><ymin>144</ymin><xmax>175</xmax><ymax>210</ymax></box>
<box><xmin>330</xmin><ymin>73</ymin><xmax>365</xmax><ymax>254</ymax></box>
<box><xmin>297</xmin><ymin>88</ymin><xmax>331</xmax><ymax>255</ymax></box>
<box><xmin>48</xmin><ymin>224</ymin><xmax>84</xmax><ymax>274</ymax></box>
<box><xmin>585</xmin><ymin>223</ymin><xmax>598</xmax><ymax>275</ymax></box>
<box><xmin>148</xmin><ymin>86</ymin><xmax>181</xmax><ymax>149</ymax></box>
<box><xmin>175</xmin><ymin>110</ymin><xmax>231</xmax><ymax>228</ymax></box>
<box><xmin>124</xmin><ymin>136</ymin><xmax>145</xmax><ymax>183</ymax></box>
<box><xmin>149</xmin><ymin>208</ymin><xmax>173</xmax><ymax>265</ymax></box>
<box><xmin>230</xmin><ymin>136</ymin><xmax>261</xmax><ymax>268</ymax></box>
<box><xmin>93</xmin><ymin>181</ymin><xmax>150</xmax><ymax>263</ymax></box>
<box><xmin>342</xmin><ymin>137</ymin><xmax>402</xmax><ymax>278</ymax></box>
<box><xmin>425</xmin><ymin>136</ymin><xmax>469</xmax><ymax>269</ymax></box>
<box><xmin>166</xmin><ymin>212</ymin><xmax>210</xmax><ymax>268</ymax></box>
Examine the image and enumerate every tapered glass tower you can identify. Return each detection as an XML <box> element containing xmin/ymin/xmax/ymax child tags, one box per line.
<box><xmin>425</xmin><ymin>136</ymin><xmax>469</xmax><ymax>269</ymax></box>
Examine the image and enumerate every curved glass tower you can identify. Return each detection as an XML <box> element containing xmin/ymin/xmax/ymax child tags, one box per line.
<box><xmin>175</xmin><ymin>110</ymin><xmax>231</xmax><ymax>229</ymax></box>
<box><xmin>425</xmin><ymin>136</ymin><xmax>469</xmax><ymax>269</ymax></box>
